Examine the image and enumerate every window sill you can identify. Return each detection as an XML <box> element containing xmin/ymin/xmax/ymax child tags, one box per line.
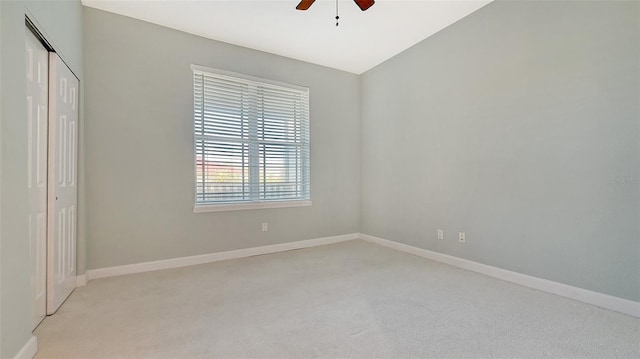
<box><xmin>193</xmin><ymin>200</ymin><xmax>312</xmax><ymax>213</ymax></box>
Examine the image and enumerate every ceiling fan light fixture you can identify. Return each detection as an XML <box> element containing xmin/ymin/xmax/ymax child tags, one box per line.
<box><xmin>295</xmin><ymin>0</ymin><xmax>375</xmax><ymax>12</ymax></box>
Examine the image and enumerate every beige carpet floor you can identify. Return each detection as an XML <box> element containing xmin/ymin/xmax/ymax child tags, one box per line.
<box><xmin>34</xmin><ymin>240</ymin><xmax>639</xmax><ymax>358</ymax></box>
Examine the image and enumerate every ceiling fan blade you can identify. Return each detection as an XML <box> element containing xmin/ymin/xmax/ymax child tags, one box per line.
<box><xmin>354</xmin><ymin>0</ymin><xmax>374</xmax><ymax>11</ymax></box>
<box><xmin>296</xmin><ymin>0</ymin><xmax>316</xmax><ymax>10</ymax></box>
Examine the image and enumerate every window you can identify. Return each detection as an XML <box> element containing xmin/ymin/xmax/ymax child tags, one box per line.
<box><xmin>192</xmin><ymin>65</ymin><xmax>311</xmax><ymax>212</ymax></box>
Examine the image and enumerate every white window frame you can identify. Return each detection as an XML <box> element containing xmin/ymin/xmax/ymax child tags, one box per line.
<box><xmin>191</xmin><ymin>65</ymin><xmax>311</xmax><ymax>213</ymax></box>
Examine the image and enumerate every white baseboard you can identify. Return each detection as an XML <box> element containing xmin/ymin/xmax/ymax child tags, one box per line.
<box><xmin>13</xmin><ymin>336</ymin><xmax>37</xmax><ymax>359</ymax></box>
<box><xmin>76</xmin><ymin>273</ymin><xmax>87</xmax><ymax>287</ymax></box>
<box><xmin>359</xmin><ymin>233</ymin><xmax>640</xmax><ymax>318</ymax></box>
<box><xmin>86</xmin><ymin>233</ymin><xmax>358</xmax><ymax>282</ymax></box>
<box><xmin>80</xmin><ymin>231</ymin><xmax>638</xmax><ymax>318</ymax></box>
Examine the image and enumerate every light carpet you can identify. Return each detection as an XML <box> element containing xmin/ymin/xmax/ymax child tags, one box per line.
<box><xmin>35</xmin><ymin>240</ymin><xmax>640</xmax><ymax>358</ymax></box>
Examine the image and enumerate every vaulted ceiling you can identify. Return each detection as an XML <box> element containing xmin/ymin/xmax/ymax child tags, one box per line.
<box><xmin>82</xmin><ymin>0</ymin><xmax>492</xmax><ymax>74</ymax></box>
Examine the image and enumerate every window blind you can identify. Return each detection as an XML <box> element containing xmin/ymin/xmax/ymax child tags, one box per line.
<box><xmin>193</xmin><ymin>67</ymin><xmax>310</xmax><ymax>206</ymax></box>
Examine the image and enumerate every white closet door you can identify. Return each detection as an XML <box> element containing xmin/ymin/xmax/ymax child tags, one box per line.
<box><xmin>26</xmin><ymin>28</ymin><xmax>49</xmax><ymax>329</ymax></box>
<box><xmin>47</xmin><ymin>53</ymin><xmax>79</xmax><ymax>314</ymax></box>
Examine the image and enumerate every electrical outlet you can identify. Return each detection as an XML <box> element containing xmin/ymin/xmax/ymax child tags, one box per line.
<box><xmin>262</xmin><ymin>222</ymin><xmax>268</xmax><ymax>232</ymax></box>
<box><xmin>459</xmin><ymin>232</ymin><xmax>465</xmax><ymax>243</ymax></box>
<box><xmin>437</xmin><ymin>229</ymin><xmax>444</xmax><ymax>240</ymax></box>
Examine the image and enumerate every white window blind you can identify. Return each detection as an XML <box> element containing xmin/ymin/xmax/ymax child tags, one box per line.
<box><xmin>193</xmin><ymin>66</ymin><xmax>310</xmax><ymax>207</ymax></box>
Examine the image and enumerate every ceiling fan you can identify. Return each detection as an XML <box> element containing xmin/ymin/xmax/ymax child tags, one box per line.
<box><xmin>296</xmin><ymin>0</ymin><xmax>375</xmax><ymax>12</ymax></box>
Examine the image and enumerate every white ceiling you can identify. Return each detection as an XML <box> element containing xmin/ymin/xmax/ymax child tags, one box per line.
<box><xmin>81</xmin><ymin>0</ymin><xmax>492</xmax><ymax>74</ymax></box>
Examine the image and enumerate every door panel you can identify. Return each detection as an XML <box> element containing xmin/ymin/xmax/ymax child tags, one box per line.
<box><xmin>47</xmin><ymin>53</ymin><xmax>78</xmax><ymax>314</ymax></box>
<box><xmin>26</xmin><ymin>28</ymin><xmax>49</xmax><ymax>330</ymax></box>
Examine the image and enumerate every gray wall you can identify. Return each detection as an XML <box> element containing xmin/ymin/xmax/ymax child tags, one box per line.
<box><xmin>0</xmin><ymin>3</ymin><xmax>3</xmax><ymax>357</ymax></box>
<box><xmin>0</xmin><ymin>2</ymin><xmax>3</xmax><ymax>355</ymax></box>
<box><xmin>0</xmin><ymin>1</ymin><xmax>83</xmax><ymax>357</ymax></box>
<box><xmin>83</xmin><ymin>8</ymin><xmax>361</xmax><ymax>270</ymax></box>
<box><xmin>360</xmin><ymin>1</ymin><xmax>640</xmax><ymax>301</ymax></box>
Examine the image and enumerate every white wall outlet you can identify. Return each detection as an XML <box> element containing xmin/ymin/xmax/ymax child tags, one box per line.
<box><xmin>459</xmin><ymin>232</ymin><xmax>466</xmax><ymax>243</ymax></box>
<box><xmin>437</xmin><ymin>229</ymin><xmax>444</xmax><ymax>240</ymax></box>
<box><xmin>262</xmin><ymin>222</ymin><xmax>268</xmax><ymax>232</ymax></box>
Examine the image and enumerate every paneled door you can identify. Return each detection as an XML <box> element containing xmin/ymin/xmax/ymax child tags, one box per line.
<box><xmin>26</xmin><ymin>28</ymin><xmax>49</xmax><ymax>329</ymax></box>
<box><xmin>47</xmin><ymin>53</ymin><xmax>79</xmax><ymax>314</ymax></box>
